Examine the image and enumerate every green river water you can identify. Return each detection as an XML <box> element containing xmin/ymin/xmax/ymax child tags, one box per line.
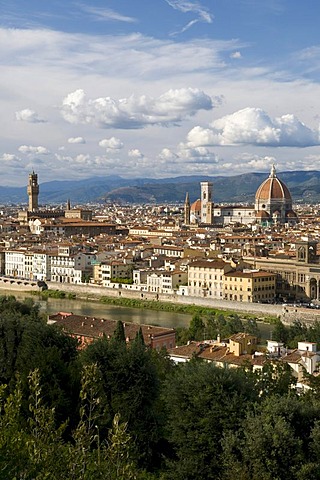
<box><xmin>0</xmin><ymin>288</ymin><xmax>274</xmax><ymax>340</ymax></box>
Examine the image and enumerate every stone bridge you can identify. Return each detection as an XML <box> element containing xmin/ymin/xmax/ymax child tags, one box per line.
<box><xmin>0</xmin><ymin>276</ymin><xmax>40</xmax><ymax>291</ymax></box>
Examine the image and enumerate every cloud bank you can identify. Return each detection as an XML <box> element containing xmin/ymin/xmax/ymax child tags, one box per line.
<box><xmin>187</xmin><ymin>107</ymin><xmax>320</xmax><ymax>148</ymax></box>
<box><xmin>61</xmin><ymin>88</ymin><xmax>214</xmax><ymax>129</ymax></box>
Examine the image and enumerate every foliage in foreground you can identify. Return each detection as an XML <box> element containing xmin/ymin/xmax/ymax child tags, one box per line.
<box><xmin>2</xmin><ymin>296</ymin><xmax>320</xmax><ymax>479</ymax></box>
<box><xmin>0</xmin><ymin>366</ymin><xmax>137</xmax><ymax>480</ymax></box>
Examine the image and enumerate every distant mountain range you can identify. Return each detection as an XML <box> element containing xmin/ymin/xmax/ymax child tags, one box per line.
<box><xmin>2</xmin><ymin>171</ymin><xmax>320</xmax><ymax>205</ymax></box>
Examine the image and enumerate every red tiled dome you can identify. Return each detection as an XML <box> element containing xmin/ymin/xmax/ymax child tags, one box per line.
<box><xmin>190</xmin><ymin>199</ymin><xmax>201</xmax><ymax>213</ymax></box>
<box><xmin>255</xmin><ymin>165</ymin><xmax>292</xmax><ymax>203</ymax></box>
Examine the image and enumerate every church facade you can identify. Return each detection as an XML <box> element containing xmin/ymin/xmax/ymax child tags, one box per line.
<box><xmin>185</xmin><ymin>165</ymin><xmax>298</xmax><ymax>226</ymax></box>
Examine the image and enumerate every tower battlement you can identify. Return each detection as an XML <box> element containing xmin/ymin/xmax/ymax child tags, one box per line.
<box><xmin>27</xmin><ymin>171</ymin><xmax>39</xmax><ymax>212</ymax></box>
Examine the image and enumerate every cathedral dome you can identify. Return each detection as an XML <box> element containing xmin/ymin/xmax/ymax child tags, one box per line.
<box><xmin>255</xmin><ymin>165</ymin><xmax>292</xmax><ymax>203</ymax></box>
<box><xmin>254</xmin><ymin>165</ymin><xmax>296</xmax><ymax>224</ymax></box>
<box><xmin>190</xmin><ymin>199</ymin><xmax>201</xmax><ymax>214</ymax></box>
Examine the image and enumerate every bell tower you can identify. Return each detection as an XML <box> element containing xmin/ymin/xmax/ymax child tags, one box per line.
<box><xmin>200</xmin><ymin>181</ymin><xmax>213</xmax><ymax>224</ymax></box>
<box><xmin>184</xmin><ymin>192</ymin><xmax>190</xmax><ymax>225</ymax></box>
<box><xmin>27</xmin><ymin>171</ymin><xmax>39</xmax><ymax>212</ymax></box>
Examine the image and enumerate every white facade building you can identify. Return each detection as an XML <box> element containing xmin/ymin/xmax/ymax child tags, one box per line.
<box><xmin>5</xmin><ymin>250</ymin><xmax>26</xmax><ymax>278</ymax></box>
<box><xmin>188</xmin><ymin>259</ymin><xmax>233</xmax><ymax>298</ymax></box>
<box><xmin>147</xmin><ymin>270</ymin><xmax>187</xmax><ymax>294</ymax></box>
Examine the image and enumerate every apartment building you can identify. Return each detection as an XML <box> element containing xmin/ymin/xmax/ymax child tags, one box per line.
<box><xmin>5</xmin><ymin>249</ymin><xmax>51</xmax><ymax>281</ymax></box>
<box><xmin>224</xmin><ymin>270</ymin><xmax>276</xmax><ymax>303</ymax></box>
<box><xmin>133</xmin><ymin>268</ymin><xmax>149</xmax><ymax>287</ymax></box>
<box><xmin>147</xmin><ymin>270</ymin><xmax>187</xmax><ymax>294</ymax></box>
<box><xmin>32</xmin><ymin>252</ymin><xmax>50</xmax><ymax>281</ymax></box>
<box><xmin>49</xmin><ymin>245</ymin><xmax>95</xmax><ymax>284</ymax></box>
<box><xmin>5</xmin><ymin>250</ymin><xmax>27</xmax><ymax>278</ymax></box>
<box><xmin>188</xmin><ymin>259</ymin><xmax>233</xmax><ymax>299</ymax></box>
<box><xmin>100</xmin><ymin>261</ymin><xmax>133</xmax><ymax>286</ymax></box>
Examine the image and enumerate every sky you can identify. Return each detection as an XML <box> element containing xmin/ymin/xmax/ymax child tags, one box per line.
<box><xmin>2</xmin><ymin>0</ymin><xmax>320</xmax><ymax>186</ymax></box>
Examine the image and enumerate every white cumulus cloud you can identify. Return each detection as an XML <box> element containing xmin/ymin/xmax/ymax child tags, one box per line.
<box><xmin>158</xmin><ymin>148</ymin><xmax>179</xmax><ymax>161</ymax></box>
<box><xmin>187</xmin><ymin>107</ymin><xmax>320</xmax><ymax>147</ymax></box>
<box><xmin>18</xmin><ymin>145</ymin><xmax>50</xmax><ymax>155</ymax></box>
<box><xmin>178</xmin><ymin>145</ymin><xmax>218</xmax><ymax>163</ymax></box>
<box><xmin>15</xmin><ymin>108</ymin><xmax>46</xmax><ymax>123</ymax></box>
<box><xmin>128</xmin><ymin>149</ymin><xmax>144</xmax><ymax>159</ymax></box>
<box><xmin>99</xmin><ymin>137</ymin><xmax>124</xmax><ymax>150</ymax></box>
<box><xmin>61</xmin><ymin>88</ymin><xmax>213</xmax><ymax>129</ymax></box>
<box><xmin>2</xmin><ymin>153</ymin><xmax>20</xmax><ymax>162</ymax></box>
<box><xmin>68</xmin><ymin>136</ymin><xmax>86</xmax><ymax>144</ymax></box>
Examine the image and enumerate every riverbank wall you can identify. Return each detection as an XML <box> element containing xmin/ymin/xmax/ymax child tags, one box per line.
<box><xmin>2</xmin><ymin>280</ymin><xmax>319</xmax><ymax>325</ymax></box>
<box><xmin>282</xmin><ymin>306</ymin><xmax>320</xmax><ymax>327</ymax></box>
<box><xmin>45</xmin><ymin>281</ymin><xmax>284</xmax><ymax>318</ymax></box>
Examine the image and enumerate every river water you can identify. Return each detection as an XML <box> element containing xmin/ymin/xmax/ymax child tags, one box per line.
<box><xmin>1</xmin><ymin>289</ymin><xmax>192</xmax><ymax>328</ymax></box>
<box><xmin>0</xmin><ymin>288</ymin><xmax>274</xmax><ymax>339</ymax></box>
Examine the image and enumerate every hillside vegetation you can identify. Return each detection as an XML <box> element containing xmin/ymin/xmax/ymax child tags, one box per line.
<box><xmin>3</xmin><ymin>170</ymin><xmax>320</xmax><ymax>204</ymax></box>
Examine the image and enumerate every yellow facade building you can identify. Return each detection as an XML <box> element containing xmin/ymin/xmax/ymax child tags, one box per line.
<box><xmin>228</xmin><ymin>332</ymin><xmax>258</xmax><ymax>356</ymax></box>
<box><xmin>224</xmin><ymin>270</ymin><xmax>276</xmax><ymax>303</ymax></box>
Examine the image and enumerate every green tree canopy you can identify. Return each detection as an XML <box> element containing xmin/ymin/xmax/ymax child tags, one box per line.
<box><xmin>163</xmin><ymin>361</ymin><xmax>258</xmax><ymax>480</ymax></box>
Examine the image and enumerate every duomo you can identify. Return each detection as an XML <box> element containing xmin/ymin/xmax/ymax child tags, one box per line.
<box><xmin>184</xmin><ymin>164</ymin><xmax>298</xmax><ymax>227</ymax></box>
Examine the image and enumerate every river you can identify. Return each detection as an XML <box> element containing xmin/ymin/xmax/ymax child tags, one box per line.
<box><xmin>1</xmin><ymin>289</ymin><xmax>192</xmax><ymax>329</ymax></box>
<box><xmin>0</xmin><ymin>288</ymin><xmax>274</xmax><ymax>340</ymax></box>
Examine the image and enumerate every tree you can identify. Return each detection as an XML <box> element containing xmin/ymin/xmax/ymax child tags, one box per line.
<box><xmin>244</xmin><ymin>318</ymin><xmax>260</xmax><ymax>337</ymax></box>
<box><xmin>222</xmin><ymin>394</ymin><xmax>320</xmax><ymax>480</ymax></box>
<box><xmin>105</xmin><ymin>413</ymin><xmax>137</xmax><ymax>480</ymax></box>
<box><xmin>0</xmin><ymin>379</ymin><xmax>28</xmax><ymax>478</ymax></box>
<box><xmin>80</xmin><ymin>335</ymin><xmax>162</xmax><ymax>469</ymax></box>
<box><xmin>0</xmin><ymin>365</ymin><xmax>139</xmax><ymax>480</ymax></box>
<box><xmin>188</xmin><ymin>314</ymin><xmax>205</xmax><ymax>341</ymax></box>
<box><xmin>254</xmin><ymin>361</ymin><xmax>297</xmax><ymax>398</ymax></box>
<box><xmin>0</xmin><ymin>370</ymin><xmax>67</xmax><ymax>479</ymax></box>
<box><xmin>226</xmin><ymin>314</ymin><xmax>243</xmax><ymax>335</ymax></box>
<box><xmin>271</xmin><ymin>318</ymin><xmax>289</xmax><ymax>344</ymax></box>
<box><xmin>26</xmin><ymin>369</ymin><xmax>68</xmax><ymax>478</ymax></box>
<box><xmin>205</xmin><ymin>312</ymin><xmax>219</xmax><ymax>339</ymax></box>
<box><xmin>134</xmin><ymin>327</ymin><xmax>145</xmax><ymax>347</ymax></box>
<box><xmin>0</xmin><ymin>309</ymin><xmax>80</xmax><ymax>427</ymax></box>
<box><xmin>162</xmin><ymin>361</ymin><xmax>258</xmax><ymax>479</ymax></box>
<box><xmin>113</xmin><ymin>320</ymin><xmax>126</xmax><ymax>344</ymax></box>
<box><xmin>68</xmin><ymin>363</ymin><xmax>107</xmax><ymax>479</ymax></box>
<box><xmin>15</xmin><ymin>319</ymin><xmax>80</xmax><ymax>425</ymax></box>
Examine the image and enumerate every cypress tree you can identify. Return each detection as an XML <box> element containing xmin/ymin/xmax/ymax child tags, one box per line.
<box><xmin>134</xmin><ymin>327</ymin><xmax>145</xmax><ymax>347</ymax></box>
<box><xmin>113</xmin><ymin>321</ymin><xmax>126</xmax><ymax>344</ymax></box>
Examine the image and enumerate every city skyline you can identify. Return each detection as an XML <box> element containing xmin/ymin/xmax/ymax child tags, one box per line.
<box><xmin>1</xmin><ymin>0</ymin><xmax>320</xmax><ymax>185</ymax></box>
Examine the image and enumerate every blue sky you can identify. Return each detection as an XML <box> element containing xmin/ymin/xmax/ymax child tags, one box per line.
<box><xmin>1</xmin><ymin>0</ymin><xmax>320</xmax><ymax>185</ymax></box>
